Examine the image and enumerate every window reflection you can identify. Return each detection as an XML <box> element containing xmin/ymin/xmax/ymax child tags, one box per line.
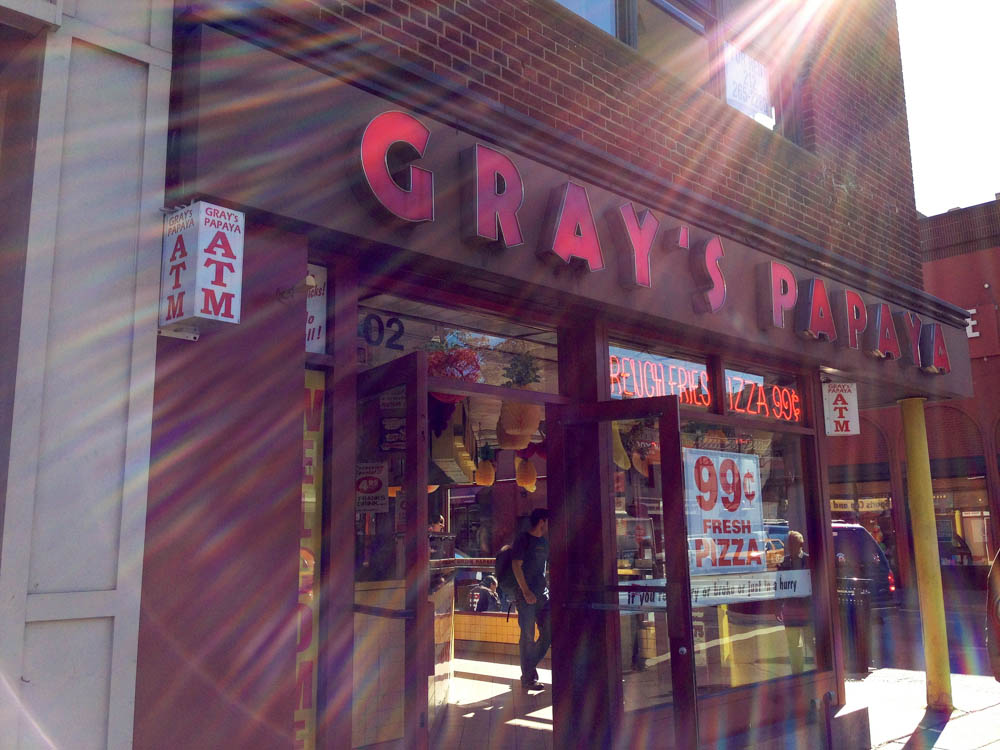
<box><xmin>553</xmin><ymin>0</ymin><xmax>616</xmax><ymax>34</ymax></box>
<box><xmin>611</xmin><ymin>413</ymin><xmax>819</xmax><ymax>711</ymax></box>
<box><xmin>359</xmin><ymin>295</ymin><xmax>559</xmax><ymax>394</ymax></box>
<box><xmin>611</xmin><ymin>418</ymin><xmax>673</xmax><ymax>711</ymax></box>
<box><xmin>682</xmin><ymin>422</ymin><xmax>816</xmax><ymax>690</ymax></box>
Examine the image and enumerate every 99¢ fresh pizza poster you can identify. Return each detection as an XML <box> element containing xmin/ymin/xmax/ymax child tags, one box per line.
<box><xmin>683</xmin><ymin>448</ymin><xmax>765</xmax><ymax>574</ymax></box>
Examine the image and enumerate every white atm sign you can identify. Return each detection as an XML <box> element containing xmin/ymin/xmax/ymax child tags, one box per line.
<box><xmin>159</xmin><ymin>201</ymin><xmax>244</xmax><ymax>327</ymax></box>
<box><xmin>823</xmin><ymin>382</ymin><xmax>860</xmax><ymax>436</ymax></box>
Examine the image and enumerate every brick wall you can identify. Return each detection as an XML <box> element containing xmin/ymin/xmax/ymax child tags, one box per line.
<box><xmin>922</xmin><ymin>198</ymin><xmax>1000</xmax><ymax>261</ymax></box>
<box><xmin>255</xmin><ymin>0</ymin><xmax>922</xmax><ymax>287</ymax></box>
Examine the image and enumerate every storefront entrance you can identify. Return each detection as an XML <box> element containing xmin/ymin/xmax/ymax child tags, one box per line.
<box><xmin>350</xmin><ymin>357</ymin><xmax>701</xmax><ymax>748</ymax></box>
<box><xmin>351</xmin><ymin>318</ymin><xmax>566</xmax><ymax>749</ymax></box>
<box><xmin>345</xmin><ymin>334</ymin><xmax>831</xmax><ymax>749</ymax></box>
<box><xmin>545</xmin><ymin>396</ymin><xmax>699</xmax><ymax>748</ymax></box>
<box><xmin>349</xmin><ymin>353</ymin><xmax>721</xmax><ymax>748</ymax></box>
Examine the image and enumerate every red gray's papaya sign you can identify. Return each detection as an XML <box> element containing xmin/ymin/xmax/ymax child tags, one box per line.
<box><xmin>357</xmin><ymin>110</ymin><xmax>950</xmax><ymax>376</ymax></box>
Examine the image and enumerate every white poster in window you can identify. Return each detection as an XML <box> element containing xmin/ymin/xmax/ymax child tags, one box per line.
<box><xmin>683</xmin><ymin>448</ymin><xmax>765</xmax><ymax>575</ymax></box>
<box><xmin>305</xmin><ymin>263</ymin><xmax>327</xmax><ymax>353</ymax></box>
<box><xmin>618</xmin><ymin>570</ymin><xmax>812</xmax><ymax>609</ymax></box>
<box><xmin>823</xmin><ymin>382</ymin><xmax>860</xmax><ymax>435</ymax></box>
<box><xmin>356</xmin><ymin>462</ymin><xmax>389</xmax><ymax>512</ymax></box>
<box><xmin>723</xmin><ymin>42</ymin><xmax>775</xmax><ymax>128</ymax></box>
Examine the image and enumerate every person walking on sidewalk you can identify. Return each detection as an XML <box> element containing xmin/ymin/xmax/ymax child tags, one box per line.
<box><xmin>512</xmin><ymin>508</ymin><xmax>551</xmax><ymax>691</ymax></box>
<box><xmin>778</xmin><ymin>530</ymin><xmax>811</xmax><ymax>674</ymax></box>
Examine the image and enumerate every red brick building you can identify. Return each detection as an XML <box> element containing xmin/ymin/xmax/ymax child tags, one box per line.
<box><xmin>829</xmin><ymin>198</ymin><xmax>1000</xmax><ymax>592</ymax></box>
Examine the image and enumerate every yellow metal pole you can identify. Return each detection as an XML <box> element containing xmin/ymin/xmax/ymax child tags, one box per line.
<box><xmin>899</xmin><ymin>397</ymin><xmax>952</xmax><ymax>710</ymax></box>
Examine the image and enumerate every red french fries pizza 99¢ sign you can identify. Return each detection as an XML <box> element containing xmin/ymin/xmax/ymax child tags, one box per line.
<box><xmin>684</xmin><ymin>448</ymin><xmax>765</xmax><ymax>574</ymax></box>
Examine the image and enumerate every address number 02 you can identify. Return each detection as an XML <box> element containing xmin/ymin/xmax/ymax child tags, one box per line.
<box><xmin>693</xmin><ymin>455</ymin><xmax>757</xmax><ymax>512</ymax></box>
<box><xmin>361</xmin><ymin>313</ymin><xmax>404</xmax><ymax>351</ymax></box>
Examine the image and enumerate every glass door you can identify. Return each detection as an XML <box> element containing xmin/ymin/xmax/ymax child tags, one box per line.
<box><xmin>546</xmin><ymin>396</ymin><xmax>699</xmax><ymax>749</ymax></box>
<box><xmin>353</xmin><ymin>352</ymin><xmax>431</xmax><ymax>749</ymax></box>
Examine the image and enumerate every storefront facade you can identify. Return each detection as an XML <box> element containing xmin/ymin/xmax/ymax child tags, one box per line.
<box><xmin>0</xmin><ymin>1</ymin><xmax>977</xmax><ymax>748</ymax></box>
<box><xmin>130</xmin><ymin>5</ymin><xmax>973</xmax><ymax>748</ymax></box>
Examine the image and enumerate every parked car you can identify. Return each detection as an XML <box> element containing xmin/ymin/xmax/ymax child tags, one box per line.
<box><xmin>831</xmin><ymin>522</ymin><xmax>897</xmax><ymax>609</ymax></box>
<box><xmin>987</xmin><ymin>550</ymin><xmax>1000</xmax><ymax>682</ymax></box>
<box><xmin>746</xmin><ymin>536</ymin><xmax>785</xmax><ymax>569</ymax></box>
<box><xmin>765</xmin><ymin>537</ymin><xmax>785</xmax><ymax>568</ymax></box>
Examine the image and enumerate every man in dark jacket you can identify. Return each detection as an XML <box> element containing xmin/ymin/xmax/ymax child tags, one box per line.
<box><xmin>473</xmin><ymin>575</ymin><xmax>502</xmax><ymax>612</ymax></box>
<box><xmin>512</xmin><ymin>508</ymin><xmax>550</xmax><ymax>691</ymax></box>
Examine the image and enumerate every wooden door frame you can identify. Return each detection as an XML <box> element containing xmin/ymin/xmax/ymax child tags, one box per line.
<box><xmin>356</xmin><ymin>351</ymin><xmax>431</xmax><ymax>750</ymax></box>
<box><xmin>547</xmin><ymin>395</ymin><xmax>699</xmax><ymax>749</ymax></box>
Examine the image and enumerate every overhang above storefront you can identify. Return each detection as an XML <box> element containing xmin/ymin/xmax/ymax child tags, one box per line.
<box><xmin>168</xmin><ymin>23</ymin><xmax>972</xmax><ymax>407</ymax></box>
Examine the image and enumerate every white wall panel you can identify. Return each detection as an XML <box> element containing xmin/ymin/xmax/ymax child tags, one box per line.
<box><xmin>18</xmin><ymin>618</ymin><xmax>113</xmax><ymax>749</ymax></box>
<box><xmin>72</xmin><ymin>0</ymin><xmax>150</xmax><ymax>45</ymax></box>
<box><xmin>28</xmin><ymin>40</ymin><xmax>146</xmax><ymax>593</ymax></box>
<box><xmin>2</xmin><ymin>4</ymin><xmax>171</xmax><ymax>745</ymax></box>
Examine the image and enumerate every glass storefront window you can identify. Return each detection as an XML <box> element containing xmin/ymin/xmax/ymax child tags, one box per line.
<box><xmin>919</xmin><ymin>406</ymin><xmax>995</xmax><ymax>568</ymax></box>
<box><xmin>297</xmin><ymin>370</ymin><xmax>325</xmax><ymax>749</ymax></box>
<box><xmin>359</xmin><ymin>295</ymin><xmax>559</xmax><ymax>393</ymax></box>
<box><xmin>353</xmin><ymin>378</ymin><xmax>410</xmax><ymax>746</ymax></box>
<box><xmin>724</xmin><ymin>366</ymin><xmax>804</xmax><ymax>424</ymax></box>
<box><xmin>826</xmin><ymin>421</ymin><xmax>899</xmax><ymax>577</ymax></box>
<box><xmin>932</xmin><ymin>479</ymin><xmax>993</xmax><ymax>566</ymax></box>
<box><xmin>610</xmin><ymin>415</ymin><xmax>816</xmax><ymax>712</ymax></box>
<box><xmin>609</xmin><ymin>415</ymin><xmax>674</xmax><ymax>711</ymax></box>
<box><xmin>355</xmin><ymin>383</ymin><xmax>407</xmax><ymax>582</ymax></box>
<box><xmin>829</xmin><ymin>495</ymin><xmax>898</xmax><ymax>576</ymax></box>
<box><xmin>681</xmin><ymin>421</ymin><xmax>816</xmax><ymax>690</ymax></box>
<box><xmin>609</xmin><ymin>343</ymin><xmax>711</xmax><ymax>407</ymax></box>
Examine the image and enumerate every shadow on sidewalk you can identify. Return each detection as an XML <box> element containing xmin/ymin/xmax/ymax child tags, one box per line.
<box><xmin>900</xmin><ymin>707</ymin><xmax>951</xmax><ymax>750</ymax></box>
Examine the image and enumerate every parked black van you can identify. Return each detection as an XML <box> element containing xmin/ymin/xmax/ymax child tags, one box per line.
<box><xmin>832</xmin><ymin>521</ymin><xmax>898</xmax><ymax>610</ymax></box>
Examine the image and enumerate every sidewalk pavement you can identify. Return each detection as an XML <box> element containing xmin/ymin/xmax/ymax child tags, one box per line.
<box><xmin>711</xmin><ymin>668</ymin><xmax>1000</xmax><ymax>749</ymax></box>
<box><xmin>841</xmin><ymin>668</ymin><xmax>1000</xmax><ymax>749</ymax></box>
<box><xmin>441</xmin><ymin>590</ymin><xmax>1000</xmax><ymax>750</ymax></box>
<box><xmin>727</xmin><ymin>590</ymin><xmax>1000</xmax><ymax>749</ymax></box>
<box><xmin>440</xmin><ymin>658</ymin><xmax>1000</xmax><ymax>749</ymax></box>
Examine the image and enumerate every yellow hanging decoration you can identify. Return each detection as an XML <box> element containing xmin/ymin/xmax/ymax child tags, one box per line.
<box><xmin>515</xmin><ymin>457</ymin><xmax>537</xmax><ymax>491</ymax></box>
<box><xmin>612</xmin><ymin>422</ymin><xmax>631</xmax><ymax>471</ymax></box>
<box><xmin>475</xmin><ymin>459</ymin><xmax>496</xmax><ymax>487</ymax></box>
<box><xmin>497</xmin><ymin>420</ymin><xmax>532</xmax><ymax>449</ymax></box>
<box><xmin>498</xmin><ymin>399</ymin><xmax>544</xmax><ymax>437</ymax></box>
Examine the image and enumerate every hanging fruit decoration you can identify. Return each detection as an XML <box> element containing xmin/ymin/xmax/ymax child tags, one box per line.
<box><xmin>475</xmin><ymin>460</ymin><xmax>496</xmax><ymax>487</ymax></box>
<box><xmin>515</xmin><ymin>457</ymin><xmax>537</xmax><ymax>493</ymax></box>
<box><xmin>475</xmin><ymin>445</ymin><xmax>496</xmax><ymax>487</ymax></box>
<box><xmin>497</xmin><ymin>420</ymin><xmax>532</xmax><ymax>450</ymax></box>
<box><xmin>496</xmin><ymin>351</ymin><xmax>543</xmax><ymax>448</ymax></box>
<box><xmin>515</xmin><ymin>441</ymin><xmax>546</xmax><ymax>461</ymax></box>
